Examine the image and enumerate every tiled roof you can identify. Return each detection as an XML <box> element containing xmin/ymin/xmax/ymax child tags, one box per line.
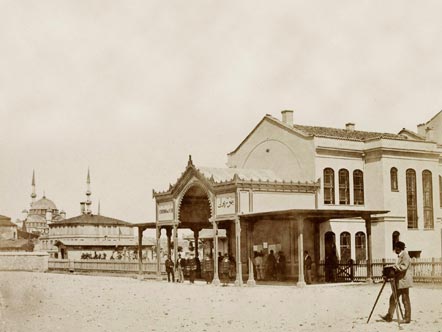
<box><xmin>292</xmin><ymin>124</ymin><xmax>410</xmax><ymax>142</ymax></box>
<box><xmin>0</xmin><ymin>239</ymin><xmax>33</xmax><ymax>250</ymax></box>
<box><xmin>51</xmin><ymin>214</ymin><xmax>132</xmax><ymax>226</ymax></box>
<box><xmin>0</xmin><ymin>215</ymin><xmax>15</xmax><ymax>227</ymax></box>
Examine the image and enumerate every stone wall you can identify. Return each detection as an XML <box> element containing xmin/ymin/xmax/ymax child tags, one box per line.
<box><xmin>0</xmin><ymin>251</ymin><xmax>49</xmax><ymax>272</ymax></box>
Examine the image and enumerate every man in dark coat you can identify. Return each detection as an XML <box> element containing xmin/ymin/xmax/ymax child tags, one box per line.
<box><xmin>304</xmin><ymin>250</ymin><xmax>312</xmax><ymax>284</ymax></box>
<box><xmin>187</xmin><ymin>253</ymin><xmax>197</xmax><ymax>284</ymax></box>
<box><xmin>203</xmin><ymin>253</ymin><xmax>214</xmax><ymax>284</ymax></box>
<box><xmin>266</xmin><ymin>250</ymin><xmax>276</xmax><ymax>280</ymax></box>
<box><xmin>165</xmin><ymin>254</ymin><xmax>175</xmax><ymax>282</ymax></box>
<box><xmin>380</xmin><ymin>241</ymin><xmax>413</xmax><ymax>324</ymax></box>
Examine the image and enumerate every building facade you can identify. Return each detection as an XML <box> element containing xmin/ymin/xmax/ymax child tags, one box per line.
<box><xmin>151</xmin><ymin>110</ymin><xmax>442</xmax><ymax>284</ymax></box>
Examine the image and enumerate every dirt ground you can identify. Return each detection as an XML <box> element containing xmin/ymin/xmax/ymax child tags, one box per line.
<box><xmin>1</xmin><ymin>272</ymin><xmax>441</xmax><ymax>332</ymax></box>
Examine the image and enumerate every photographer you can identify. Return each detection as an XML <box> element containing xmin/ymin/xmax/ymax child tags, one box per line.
<box><xmin>380</xmin><ymin>241</ymin><xmax>413</xmax><ymax>324</ymax></box>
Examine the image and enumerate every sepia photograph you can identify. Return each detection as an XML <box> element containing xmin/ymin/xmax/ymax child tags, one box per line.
<box><xmin>1</xmin><ymin>1</ymin><xmax>442</xmax><ymax>331</ymax></box>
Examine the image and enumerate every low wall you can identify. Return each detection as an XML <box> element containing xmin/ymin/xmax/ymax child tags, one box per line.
<box><xmin>0</xmin><ymin>251</ymin><xmax>49</xmax><ymax>272</ymax></box>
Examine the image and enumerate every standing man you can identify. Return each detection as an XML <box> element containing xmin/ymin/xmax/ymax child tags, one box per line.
<box><xmin>380</xmin><ymin>241</ymin><xmax>413</xmax><ymax>324</ymax></box>
<box><xmin>165</xmin><ymin>254</ymin><xmax>175</xmax><ymax>283</ymax></box>
<box><xmin>187</xmin><ymin>252</ymin><xmax>197</xmax><ymax>284</ymax></box>
<box><xmin>176</xmin><ymin>253</ymin><xmax>184</xmax><ymax>283</ymax></box>
<box><xmin>304</xmin><ymin>250</ymin><xmax>312</xmax><ymax>284</ymax></box>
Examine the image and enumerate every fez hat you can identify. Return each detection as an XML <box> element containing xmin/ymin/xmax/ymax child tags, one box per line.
<box><xmin>394</xmin><ymin>241</ymin><xmax>405</xmax><ymax>250</ymax></box>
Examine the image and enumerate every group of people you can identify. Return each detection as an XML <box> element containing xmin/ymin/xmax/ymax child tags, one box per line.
<box><xmin>253</xmin><ymin>250</ymin><xmax>286</xmax><ymax>281</ymax></box>
<box><xmin>164</xmin><ymin>251</ymin><xmax>237</xmax><ymax>286</ymax></box>
<box><xmin>165</xmin><ymin>252</ymin><xmax>199</xmax><ymax>283</ymax></box>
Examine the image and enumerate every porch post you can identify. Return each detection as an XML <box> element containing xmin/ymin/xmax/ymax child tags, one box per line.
<box><xmin>166</xmin><ymin>227</ymin><xmax>172</xmax><ymax>257</ymax></box>
<box><xmin>193</xmin><ymin>228</ymin><xmax>200</xmax><ymax>260</ymax></box>
<box><xmin>212</xmin><ymin>219</ymin><xmax>220</xmax><ymax>286</ymax></box>
<box><xmin>297</xmin><ymin>217</ymin><xmax>306</xmax><ymax>287</ymax></box>
<box><xmin>364</xmin><ymin>215</ymin><xmax>373</xmax><ymax>283</ymax></box>
<box><xmin>247</xmin><ymin>221</ymin><xmax>256</xmax><ymax>286</ymax></box>
<box><xmin>234</xmin><ymin>216</ymin><xmax>243</xmax><ymax>286</ymax></box>
<box><xmin>156</xmin><ymin>226</ymin><xmax>162</xmax><ymax>281</ymax></box>
<box><xmin>138</xmin><ymin>226</ymin><xmax>143</xmax><ymax>278</ymax></box>
<box><xmin>173</xmin><ymin>223</ymin><xmax>178</xmax><ymax>278</ymax></box>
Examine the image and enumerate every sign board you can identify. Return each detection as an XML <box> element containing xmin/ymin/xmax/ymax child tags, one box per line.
<box><xmin>216</xmin><ymin>193</ymin><xmax>236</xmax><ymax>216</ymax></box>
<box><xmin>158</xmin><ymin>201</ymin><xmax>174</xmax><ymax>221</ymax></box>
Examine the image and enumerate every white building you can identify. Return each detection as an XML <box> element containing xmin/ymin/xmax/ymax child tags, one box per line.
<box><xmin>226</xmin><ymin>110</ymin><xmax>442</xmax><ymax>260</ymax></box>
<box><xmin>150</xmin><ymin>110</ymin><xmax>442</xmax><ymax>284</ymax></box>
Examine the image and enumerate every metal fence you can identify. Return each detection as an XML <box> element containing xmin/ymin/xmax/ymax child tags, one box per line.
<box><xmin>48</xmin><ymin>259</ymin><xmax>166</xmax><ymax>276</ymax></box>
<box><xmin>318</xmin><ymin>257</ymin><xmax>442</xmax><ymax>283</ymax></box>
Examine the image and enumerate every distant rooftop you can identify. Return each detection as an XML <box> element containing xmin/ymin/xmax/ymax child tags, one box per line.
<box><xmin>51</xmin><ymin>214</ymin><xmax>132</xmax><ymax>226</ymax></box>
<box><xmin>292</xmin><ymin>124</ymin><xmax>410</xmax><ymax>142</ymax></box>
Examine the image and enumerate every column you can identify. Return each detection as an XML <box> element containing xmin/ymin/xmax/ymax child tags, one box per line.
<box><xmin>193</xmin><ymin>228</ymin><xmax>200</xmax><ymax>260</ymax></box>
<box><xmin>212</xmin><ymin>219</ymin><xmax>220</xmax><ymax>286</ymax></box>
<box><xmin>289</xmin><ymin>219</ymin><xmax>296</xmax><ymax>276</ymax></box>
<box><xmin>173</xmin><ymin>223</ymin><xmax>178</xmax><ymax>273</ymax></box>
<box><xmin>166</xmin><ymin>227</ymin><xmax>172</xmax><ymax>257</ymax></box>
<box><xmin>138</xmin><ymin>227</ymin><xmax>143</xmax><ymax>278</ymax></box>
<box><xmin>193</xmin><ymin>228</ymin><xmax>200</xmax><ymax>278</ymax></box>
<box><xmin>247</xmin><ymin>221</ymin><xmax>256</xmax><ymax>286</ymax></box>
<box><xmin>364</xmin><ymin>216</ymin><xmax>373</xmax><ymax>283</ymax></box>
<box><xmin>234</xmin><ymin>217</ymin><xmax>243</xmax><ymax>286</ymax></box>
<box><xmin>156</xmin><ymin>226</ymin><xmax>162</xmax><ymax>281</ymax></box>
<box><xmin>297</xmin><ymin>217</ymin><xmax>306</xmax><ymax>287</ymax></box>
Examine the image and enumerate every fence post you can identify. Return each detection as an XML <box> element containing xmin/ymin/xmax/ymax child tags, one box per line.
<box><xmin>69</xmin><ymin>259</ymin><xmax>75</xmax><ymax>273</ymax></box>
<box><xmin>431</xmin><ymin>257</ymin><xmax>435</xmax><ymax>282</ymax></box>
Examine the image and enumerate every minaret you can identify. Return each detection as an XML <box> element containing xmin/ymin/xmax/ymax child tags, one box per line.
<box><xmin>85</xmin><ymin>168</ymin><xmax>92</xmax><ymax>214</ymax></box>
<box><xmin>30</xmin><ymin>170</ymin><xmax>37</xmax><ymax>205</ymax></box>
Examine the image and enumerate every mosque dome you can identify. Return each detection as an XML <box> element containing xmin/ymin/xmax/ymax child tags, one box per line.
<box><xmin>31</xmin><ymin>197</ymin><xmax>57</xmax><ymax>211</ymax></box>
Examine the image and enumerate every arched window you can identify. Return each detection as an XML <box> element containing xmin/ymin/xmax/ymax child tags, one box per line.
<box><xmin>353</xmin><ymin>170</ymin><xmax>364</xmax><ymax>205</ymax></box>
<box><xmin>355</xmin><ymin>232</ymin><xmax>366</xmax><ymax>262</ymax></box>
<box><xmin>406</xmin><ymin>169</ymin><xmax>418</xmax><ymax>229</ymax></box>
<box><xmin>390</xmin><ymin>167</ymin><xmax>398</xmax><ymax>191</ymax></box>
<box><xmin>323</xmin><ymin>168</ymin><xmax>335</xmax><ymax>204</ymax></box>
<box><xmin>422</xmin><ymin>170</ymin><xmax>434</xmax><ymax>229</ymax></box>
<box><xmin>339</xmin><ymin>169</ymin><xmax>350</xmax><ymax>205</ymax></box>
<box><xmin>392</xmin><ymin>231</ymin><xmax>400</xmax><ymax>250</ymax></box>
<box><xmin>340</xmin><ymin>232</ymin><xmax>351</xmax><ymax>262</ymax></box>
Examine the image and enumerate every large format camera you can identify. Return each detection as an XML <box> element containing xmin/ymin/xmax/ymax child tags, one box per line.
<box><xmin>382</xmin><ymin>266</ymin><xmax>397</xmax><ymax>280</ymax></box>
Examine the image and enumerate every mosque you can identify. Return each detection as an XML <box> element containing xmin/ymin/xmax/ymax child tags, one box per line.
<box><xmin>19</xmin><ymin>171</ymin><xmax>65</xmax><ymax>236</ymax></box>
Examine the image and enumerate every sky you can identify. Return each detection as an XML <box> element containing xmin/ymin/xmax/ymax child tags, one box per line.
<box><xmin>1</xmin><ymin>1</ymin><xmax>442</xmax><ymax>223</ymax></box>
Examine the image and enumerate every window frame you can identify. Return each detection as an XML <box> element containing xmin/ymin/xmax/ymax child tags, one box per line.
<box><xmin>355</xmin><ymin>231</ymin><xmax>366</xmax><ymax>262</ymax></box>
<box><xmin>422</xmin><ymin>170</ymin><xmax>434</xmax><ymax>229</ymax></box>
<box><xmin>323</xmin><ymin>168</ymin><xmax>335</xmax><ymax>205</ymax></box>
<box><xmin>406</xmin><ymin>169</ymin><xmax>418</xmax><ymax>229</ymax></box>
<box><xmin>390</xmin><ymin>167</ymin><xmax>398</xmax><ymax>191</ymax></box>
<box><xmin>338</xmin><ymin>169</ymin><xmax>350</xmax><ymax>205</ymax></box>
<box><xmin>353</xmin><ymin>169</ymin><xmax>364</xmax><ymax>205</ymax></box>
